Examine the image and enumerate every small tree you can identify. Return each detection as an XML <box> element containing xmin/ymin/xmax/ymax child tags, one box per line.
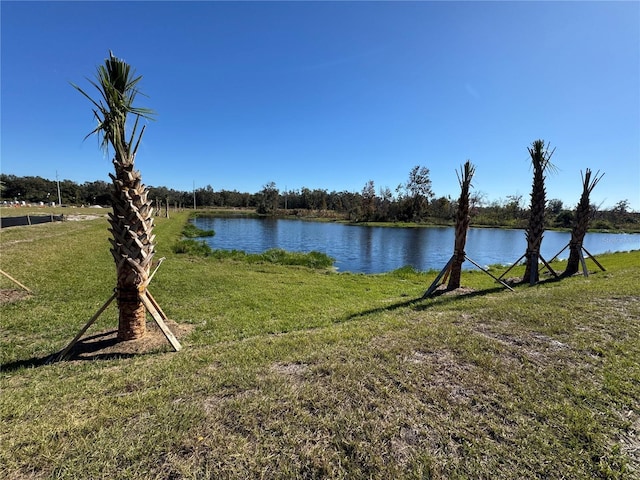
<box><xmin>405</xmin><ymin>165</ymin><xmax>434</xmax><ymax>221</ymax></box>
<box><xmin>73</xmin><ymin>51</ymin><xmax>156</xmax><ymax>340</ymax></box>
<box><xmin>257</xmin><ymin>182</ymin><xmax>279</xmax><ymax>215</ymax></box>
<box><xmin>523</xmin><ymin>140</ymin><xmax>556</xmax><ymax>285</ymax></box>
<box><xmin>563</xmin><ymin>169</ymin><xmax>604</xmax><ymax>276</ymax></box>
<box><xmin>360</xmin><ymin>180</ymin><xmax>376</xmax><ymax>221</ymax></box>
<box><xmin>448</xmin><ymin>160</ymin><xmax>475</xmax><ymax>290</ymax></box>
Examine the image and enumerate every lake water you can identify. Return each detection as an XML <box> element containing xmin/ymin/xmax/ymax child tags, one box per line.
<box><xmin>193</xmin><ymin>216</ymin><xmax>640</xmax><ymax>274</ymax></box>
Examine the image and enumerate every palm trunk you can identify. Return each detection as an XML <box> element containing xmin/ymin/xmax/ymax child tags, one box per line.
<box><xmin>523</xmin><ymin>208</ymin><xmax>545</xmax><ymax>284</ymax></box>
<box><xmin>448</xmin><ymin>161</ymin><xmax>475</xmax><ymax>289</ymax></box>
<box><xmin>523</xmin><ymin>141</ymin><xmax>553</xmax><ymax>284</ymax></box>
<box><xmin>564</xmin><ymin>169</ymin><xmax>602</xmax><ymax>276</ymax></box>
<box><xmin>109</xmin><ymin>161</ymin><xmax>155</xmax><ymax>340</ymax></box>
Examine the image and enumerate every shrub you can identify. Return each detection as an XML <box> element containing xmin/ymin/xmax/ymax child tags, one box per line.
<box><xmin>182</xmin><ymin>223</ymin><xmax>215</xmax><ymax>238</ymax></box>
<box><xmin>389</xmin><ymin>265</ymin><xmax>420</xmax><ymax>278</ymax></box>
<box><xmin>255</xmin><ymin>249</ymin><xmax>334</xmax><ymax>269</ymax></box>
<box><xmin>172</xmin><ymin>239</ymin><xmax>213</xmax><ymax>256</ymax></box>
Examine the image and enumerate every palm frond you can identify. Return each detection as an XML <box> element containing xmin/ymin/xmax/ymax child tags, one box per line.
<box><xmin>73</xmin><ymin>51</ymin><xmax>156</xmax><ymax>157</ymax></box>
<box><xmin>527</xmin><ymin>139</ymin><xmax>558</xmax><ymax>174</ymax></box>
<box><xmin>70</xmin><ymin>82</ymin><xmax>105</xmax><ymax>114</ymax></box>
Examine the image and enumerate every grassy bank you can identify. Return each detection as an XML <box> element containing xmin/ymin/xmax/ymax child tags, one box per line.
<box><xmin>1</xmin><ymin>212</ymin><xmax>638</xmax><ymax>479</ymax></box>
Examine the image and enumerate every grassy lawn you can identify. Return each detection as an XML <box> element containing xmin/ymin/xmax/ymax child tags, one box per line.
<box><xmin>1</xmin><ymin>212</ymin><xmax>638</xmax><ymax>479</ymax></box>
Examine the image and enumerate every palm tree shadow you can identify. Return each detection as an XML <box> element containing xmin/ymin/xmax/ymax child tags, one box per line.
<box><xmin>1</xmin><ymin>355</ymin><xmax>51</xmax><ymax>372</ymax></box>
<box><xmin>345</xmin><ymin>284</ymin><xmax>510</xmax><ymax>321</ymax></box>
<box><xmin>0</xmin><ymin>331</ymin><xmax>151</xmax><ymax>373</ymax></box>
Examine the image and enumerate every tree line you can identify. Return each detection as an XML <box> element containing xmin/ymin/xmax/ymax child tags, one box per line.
<box><xmin>1</xmin><ymin>172</ymin><xmax>637</xmax><ymax>230</ymax></box>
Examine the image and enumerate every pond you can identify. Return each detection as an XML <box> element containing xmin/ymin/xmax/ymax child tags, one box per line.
<box><xmin>193</xmin><ymin>216</ymin><xmax>640</xmax><ymax>274</ymax></box>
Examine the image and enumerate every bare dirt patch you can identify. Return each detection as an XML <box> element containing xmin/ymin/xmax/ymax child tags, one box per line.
<box><xmin>0</xmin><ymin>288</ymin><xmax>31</xmax><ymax>304</ymax></box>
<box><xmin>430</xmin><ymin>285</ymin><xmax>477</xmax><ymax>297</ymax></box>
<box><xmin>271</xmin><ymin>361</ymin><xmax>310</xmax><ymax>377</ymax></box>
<box><xmin>65</xmin><ymin>214</ymin><xmax>105</xmax><ymax>221</ymax></box>
<box><xmin>65</xmin><ymin>320</ymin><xmax>194</xmax><ymax>360</ymax></box>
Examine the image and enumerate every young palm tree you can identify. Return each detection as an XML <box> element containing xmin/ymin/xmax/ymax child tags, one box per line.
<box><xmin>523</xmin><ymin>140</ymin><xmax>556</xmax><ymax>285</ymax></box>
<box><xmin>447</xmin><ymin>160</ymin><xmax>475</xmax><ymax>290</ymax></box>
<box><xmin>563</xmin><ymin>169</ymin><xmax>604</xmax><ymax>276</ymax></box>
<box><xmin>73</xmin><ymin>52</ymin><xmax>156</xmax><ymax>340</ymax></box>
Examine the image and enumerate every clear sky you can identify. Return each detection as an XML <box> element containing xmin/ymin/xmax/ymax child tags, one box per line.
<box><xmin>2</xmin><ymin>1</ymin><xmax>639</xmax><ymax>211</ymax></box>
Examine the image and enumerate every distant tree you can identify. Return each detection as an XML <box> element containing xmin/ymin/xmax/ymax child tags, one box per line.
<box><xmin>360</xmin><ymin>180</ymin><xmax>376</xmax><ymax>221</ymax></box>
<box><xmin>405</xmin><ymin>165</ymin><xmax>434</xmax><ymax>221</ymax></box>
<box><xmin>431</xmin><ymin>196</ymin><xmax>453</xmax><ymax>221</ymax></box>
<box><xmin>523</xmin><ymin>140</ymin><xmax>556</xmax><ymax>284</ymax></box>
<box><xmin>195</xmin><ymin>185</ymin><xmax>216</xmax><ymax>206</ymax></box>
<box><xmin>553</xmin><ymin>210</ymin><xmax>574</xmax><ymax>228</ymax></box>
<box><xmin>612</xmin><ymin>199</ymin><xmax>630</xmax><ymax>214</ymax></box>
<box><xmin>308</xmin><ymin>188</ymin><xmax>328</xmax><ymax>211</ymax></box>
<box><xmin>611</xmin><ymin>199</ymin><xmax>631</xmax><ymax>223</ymax></box>
<box><xmin>82</xmin><ymin>180</ymin><xmax>111</xmax><ymax>205</ymax></box>
<box><xmin>257</xmin><ymin>182</ymin><xmax>279</xmax><ymax>215</ymax></box>
<box><xmin>547</xmin><ymin>199</ymin><xmax>564</xmax><ymax>215</ymax></box>
<box><xmin>377</xmin><ymin>186</ymin><xmax>393</xmax><ymax>220</ymax></box>
<box><xmin>504</xmin><ymin>194</ymin><xmax>524</xmax><ymax>221</ymax></box>
<box><xmin>470</xmin><ymin>190</ymin><xmax>487</xmax><ymax>209</ymax></box>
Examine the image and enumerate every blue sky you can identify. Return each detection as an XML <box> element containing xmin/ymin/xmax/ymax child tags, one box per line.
<box><xmin>2</xmin><ymin>1</ymin><xmax>639</xmax><ymax>210</ymax></box>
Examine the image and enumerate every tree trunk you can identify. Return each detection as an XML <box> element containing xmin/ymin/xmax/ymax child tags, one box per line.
<box><xmin>523</xmin><ymin>141</ymin><xmax>552</xmax><ymax>285</ymax></box>
<box><xmin>447</xmin><ymin>233</ymin><xmax>466</xmax><ymax>289</ymax></box>
<box><xmin>564</xmin><ymin>169</ymin><xmax>600</xmax><ymax>277</ymax></box>
<box><xmin>448</xmin><ymin>161</ymin><xmax>475</xmax><ymax>290</ymax></box>
<box><xmin>109</xmin><ymin>161</ymin><xmax>155</xmax><ymax>340</ymax></box>
<box><xmin>523</xmin><ymin>178</ymin><xmax>546</xmax><ymax>284</ymax></box>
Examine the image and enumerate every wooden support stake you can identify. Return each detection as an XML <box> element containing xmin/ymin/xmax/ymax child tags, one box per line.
<box><xmin>582</xmin><ymin>246</ymin><xmax>606</xmax><ymax>272</ymax></box>
<box><xmin>422</xmin><ymin>255</ymin><xmax>455</xmax><ymax>299</ymax></box>
<box><xmin>538</xmin><ymin>254</ymin><xmax>559</xmax><ymax>279</ymax></box>
<box><xmin>498</xmin><ymin>253</ymin><xmax>526</xmax><ymax>280</ymax></box>
<box><xmin>53</xmin><ymin>292</ymin><xmax>117</xmax><ymax>362</ymax></box>
<box><xmin>422</xmin><ymin>256</ymin><xmax>454</xmax><ymax>299</ymax></box>
<box><xmin>0</xmin><ymin>269</ymin><xmax>33</xmax><ymax>293</ymax></box>
<box><xmin>463</xmin><ymin>255</ymin><xmax>514</xmax><ymax>292</ymax></box>
<box><xmin>579</xmin><ymin>250</ymin><xmax>589</xmax><ymax>277</ymax></box>
<box><xmin>141</xmin><ymin>291</ymin><xmax>182</xmax><ymax>352</ymax></box>
<box><xmin>547</xmin><ymin>242</ymin><xmax>570</xmax><ymax>264</ymax></box>
<box><xmin>423</xmin><ymin>255</ymin><xmax>515</xmax><ymax>299</ymax></box>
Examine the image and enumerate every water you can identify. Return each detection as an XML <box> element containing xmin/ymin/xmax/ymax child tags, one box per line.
<box><xmin>193</xmin><ymin>216</ymin><xmax>640</xmax><ymax>274</ymax></box>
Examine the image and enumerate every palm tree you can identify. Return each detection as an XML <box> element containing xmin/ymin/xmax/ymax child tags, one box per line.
<box><xmin>563</xmin><ymin>169</ymin><xmax>604</xmax><ymax>276</ymax></box>
<box><xmin>447</xmin><ymin>160</ymin><xmax>475</xmax><ymax>290</ymax></box>
<box><xmin>523</xmin><ymin>140</ymin><xmax>556</xmax><ymax>285</ymax></box>
<box><xmin>73</xmin><ymin>52</ymin><xmax>156</xmax><ymax>340</ymax></box>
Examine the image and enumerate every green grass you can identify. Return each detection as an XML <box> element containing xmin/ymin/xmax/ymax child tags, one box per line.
<box><xmin>181</xmin><ymin>222</ymin><xmax>215</xmax><ymax>238</ymax></box>
<box><xmin>1</xmin><ymin>212</ymin><xmax>639</xmax><ymax>479</ymax></box>
<box><xmin>205</xmin><ymin>248</ymin><xmax>335</xmax><ymax>269</ymax></box>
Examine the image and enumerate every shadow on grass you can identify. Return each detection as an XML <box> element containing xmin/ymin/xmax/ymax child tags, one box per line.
<box><xmin>1</xmin><ymin>330</ymin><xmax>153</xmax><ymax>373</ymax></box>
<box><xmin>345</xmin><ymin>271</ymin><xmax>574</xmax><ymax>323</ymax></box>
<box><xmin>345</xmin><ymin>284</ymin><xmax>512</xmax><ymax>321</ymax></box>
<box><xmin>1</xmin><ymin>355</ymin><xmax>51</xmax><ymax>372</ymax></box>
